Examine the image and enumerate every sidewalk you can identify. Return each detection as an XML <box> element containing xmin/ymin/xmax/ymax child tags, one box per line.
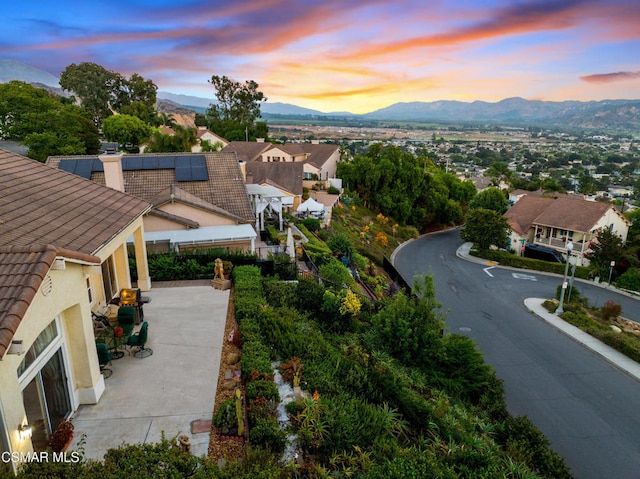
<box><xmin>456</xmin><ymin>242</ymin><xmax>640</xmax><ymax>382</ymax></box>
<box><xmin>70</xmin><ymin>283</ymin><xmax>229</xmax><ymax>460</ymax></box>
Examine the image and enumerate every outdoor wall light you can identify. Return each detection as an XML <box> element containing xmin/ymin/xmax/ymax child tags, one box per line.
<box><xmin>18</xmin><ymin>423</ymin><xmax>33</xmax><ymax>440</ymax></box>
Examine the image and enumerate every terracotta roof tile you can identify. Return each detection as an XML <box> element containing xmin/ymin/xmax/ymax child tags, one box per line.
<box><xmin>0</xmin><ymin>245</ymin><xmax>57</xmax><ymax>357</ymax></box>
<box><xmin>1</xmin><ymin>149</ymin><xmax>151</xmax><ymax>255</ymax></box>
<box><xmin>245</xmin><ymin>161</ymin><xmax>303</xmax><ymax>195</ymax></box>
<box><xmin>504</xmin><ymin>194</ymin><xmax>624</xmax><ymax>235</ymax></box>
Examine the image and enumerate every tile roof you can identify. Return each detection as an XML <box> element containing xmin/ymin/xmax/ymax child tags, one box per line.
<box><xmin>0</xmin><ymin>245</ymin><xmax>57</xmax><ymax>358</ymax></box>
<box><xmin>47</xmin><ymin>152</ymin><xmax>254</xmax><ymax>223</ymax></box>
<box><xmin>223</xmin><ymin>142</ymin><xmax>272</xmax><ymax>162</ymax></box>
<box><xmin>150</xmin><ymin>185</ymin><xmax>248</xmax><ymax>223</ymax></box>
<box><xmin>0</xmin><ymin>244</ymin><xmax>101</xmax><ymax>358</ymax></box>
<box><xmin>0</xmin><ymin>149</ymin><xmax>148</xmax><ymax>356</ymax></box>
<box><xmin>223</xmin><ymin>141</ymin><xmax>339</xmax><ymax>169</ymax></box>
<box><xmin>0</xmin><ymin>149</ymin><xmax>151</xmax><ymax>255</ymax></box>
<box><xmin>245</xmin><ymin>161</ymin><xmax>304</xmax><ymax>196</ymax></box>
<box><xmin>504</xmin><ymin>194</ymin><xmax>622</xmax><ymax>235</ymax></box>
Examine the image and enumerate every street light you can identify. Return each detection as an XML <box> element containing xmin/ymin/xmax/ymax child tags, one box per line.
<box><xmin>556</xmin><ymin>241</ymin><xmax>573</xmax><ymax>314</ymax></box>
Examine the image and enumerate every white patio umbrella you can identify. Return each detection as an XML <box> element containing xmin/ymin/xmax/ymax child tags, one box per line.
<box><xmin>286</xmin><ymin>227</ymin><xmax>296</xmax><ymax>260</ymax></box>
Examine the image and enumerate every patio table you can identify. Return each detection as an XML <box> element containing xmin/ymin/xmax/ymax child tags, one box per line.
<box><xmin>96</xmin><ymin>324</ymin><xmax>133</xmax><ymax>359</ymax></box>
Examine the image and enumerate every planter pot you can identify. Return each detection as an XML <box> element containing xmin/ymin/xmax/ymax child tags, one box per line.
<box><xmin>61</xmin><ymin>435</ymin><xmax>73</xmax><ymax>452</ymax></box>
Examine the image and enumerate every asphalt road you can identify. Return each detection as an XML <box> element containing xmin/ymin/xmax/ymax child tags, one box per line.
<box><xmin>393</xmin><ymin>228</ymin><xmax>640</xmax><ymax>479</ymax></box>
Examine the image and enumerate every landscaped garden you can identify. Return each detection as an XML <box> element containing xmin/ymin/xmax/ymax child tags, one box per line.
<box><xmin>207</xmin><ymin>265</ymin><xmax>571</xmax><ymax>477</ymax></box>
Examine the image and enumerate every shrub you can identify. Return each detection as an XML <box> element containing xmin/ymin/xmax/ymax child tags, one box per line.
<box><xmin>249</xmin><ymin>417</ymin><xmax>286</xmax><ymax>453</ymax></box>
<box><xmin>214</xmin><ymin>398</ymin><xmax>238</xmax><ymax>435</ymax></box>
<box><xmin>246</xmin><ymin>380</ymin><xmax>280</xmax><ymax>402</ymax></box>
<box><xmin>327</xmin><ymin>185</ymin><xmax>340</xmax><ymax>194</ymax></box>
<box><xmin>601</xmin><ymin>300</ymin><xmax>622</xmax><ymax>322</ymax></box>
<box><xmin>302</xmin><ymin>217</ymin><xmax>320</xmax><ymax>233</ymax></box>
<box><xmin>616</xmin><ymin>268</ymin><xmax>640</xmax><ymax>292</ymax></box>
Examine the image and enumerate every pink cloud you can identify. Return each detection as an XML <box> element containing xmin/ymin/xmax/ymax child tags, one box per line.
<box><xmin>581</xmin><ymin>71</ymin><xmax>640</xmax><ymax>83</ymax></box>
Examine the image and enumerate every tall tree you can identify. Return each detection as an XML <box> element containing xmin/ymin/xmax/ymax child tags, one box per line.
<box><xmin>60</xmin><ymin>62</ymin><xmax>120</xmax><ymax>126</ymax></box>
<box><xmin>460</xmin><ymin>208</ymin><xmax>510</xmax><ymax>250</ymax></box>
<box><xmin>586</xmin><ymin>227</ymin><xmax>634</xmax><ymax>279</ymax></box>
<box><xmin>206</xmin><ymin>75</ymin><xmax>267</xmax><ymax>140</ymax></box>
<box><xmin>60</xmin><ymin>63</ymin><xmax>158</xmax><ymax>126</ymax></box>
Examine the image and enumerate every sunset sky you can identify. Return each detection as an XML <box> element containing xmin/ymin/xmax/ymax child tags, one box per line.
<box><xmin>2</xmin><ymin>0</ymin><xmax>639</xmax><ymax>113</ymax></box>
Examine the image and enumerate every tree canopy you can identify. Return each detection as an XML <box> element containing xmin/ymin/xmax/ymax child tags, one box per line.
<box><xmin>469</xmin><ymin>187</ymin><xmax>509</xmax><ymax>214</ymax></box>
<box><xmin>205</xmin><ymin>75</ymin><xmax>267</xmax><ymax>141</ymax></box>
<box><xmin>101</xmin><ymin>114</ymin><xmax>152</xmax><ymax>148</ymax></box>
<box><xmin>460</xmin><ymin>208</ymin><xmax>510</xmax><ymax>250</ymax></box>
<box><xmin>0</xmin><ymin>81</ymin><xmax>100</xmax><ymax>161</ymax></box>
<box><xmin>337</xmin><ymin>144</ymin><xmax>476</xmax><ymax>230</ymax></box>
<box><xmin>60</xmin><ymin>62</ymin><xmax>158</xmax><ymax>126</ymax></box>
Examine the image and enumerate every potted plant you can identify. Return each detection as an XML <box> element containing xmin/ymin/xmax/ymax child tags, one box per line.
<box><xmin>48</xmin><ymin>417</ymin><xmax>74</xmax><ymax>452</ymax></box>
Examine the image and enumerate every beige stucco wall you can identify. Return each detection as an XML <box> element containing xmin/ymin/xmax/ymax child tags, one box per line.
<box><xmin>90</xmin><ymin>215</ymin><xmax>150</xmax><ymax>302</ymax></box>
<box><xmin>0</xmin><ymin>261</ymin><xmax>104</xmax><ymax>457</ymax></box>
<box><xmin>145</xmin><ymin>203</ymin><xmax>238</xmax><ymax>232</ymax></box>
<box><xmin>592</xmin><ymin>208</ymin><xmax>630</xmax><ymax>242</ymax></box>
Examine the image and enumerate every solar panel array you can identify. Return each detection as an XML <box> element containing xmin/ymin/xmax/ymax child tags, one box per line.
<box><xmin>58</xmin><ymin>155</ymin><xmax>209</xmax><ymax>181</ymax></box>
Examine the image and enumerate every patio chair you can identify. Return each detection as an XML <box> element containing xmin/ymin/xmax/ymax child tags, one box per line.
<box><xmin>126</xmin><ymin>321</ymin><xmax>153</xmax><ymax>358</ymax></box>
<box><xmin>96</xmin><ymin>342</ymin><xmax>113</xmax><ymax>378</ymax></box>
<box><xmin>117</xmin><ymin>306</ymin><xmax>136</xmax><ymax>326</ymax></box>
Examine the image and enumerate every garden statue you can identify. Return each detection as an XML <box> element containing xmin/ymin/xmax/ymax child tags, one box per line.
<box><xmin>214</xmin><ymin>258</ymin><xmax>225</xmax><ymax>280</ymax></box>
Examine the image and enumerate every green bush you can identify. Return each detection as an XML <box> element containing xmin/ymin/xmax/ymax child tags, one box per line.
<box><xmin>327</xmin><ymin>185</ymin><xmax>340</xmax><ymax>194</ymax></box>
<box><xmin>474</xmin><ymin>249</ymin><xmax>590</xmax><ymax>279</ymax></box>
<box><xmin>302</xmin><ymin>217</ymin><xmax>320</xmax><ymax>232</ymax></box>
<box><xmin>248</xmin><ymin>417</ymin><xmax>285</xmax><ymax>453</ymax></box>
<box><xmin>616</xmin><ymin>268</ymin><xmax>640</xmax><ymax>292</ymax></box>
<box><xmin>213</xmin><ymin>398</ymin><xmax>238</xmax><ymax>432</ymax></box>
<box><xmin>246</xmin><ymin>380</ymin><xmax>280</xmax><ymax>402</ymax></box>
<box><xmin>240</xmin><ymin>339</ymin><xmax>273</xmax><ymax>381</ymax></box>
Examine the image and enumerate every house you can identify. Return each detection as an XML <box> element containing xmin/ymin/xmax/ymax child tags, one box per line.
<box><xmin>192</xmin><ymin>127</ymin><xmax>228</xmax><ymax>152</ymax></box>
<box><xmin>0</xmin><ymin>148</ymin><xmax>151</xmax><ymax>464</ymax></box>
<box><xmin>504</xmin><ymin>194</ymin><xmax>630</xmax><ymax>263</ymax></box>
<box><xmin>223</xmin><ymin>141</ymin><xmax>340</xmax><ymax>197</ymax></box>
<box><xmin>47</xmin><ymin>152</ymin><xmax>256</xmax><ymax>254</ymax></box>
<box><xmin>140</xmin><ymin>126</ymin><xmax>228</xmax><ymax>153</ymax></box>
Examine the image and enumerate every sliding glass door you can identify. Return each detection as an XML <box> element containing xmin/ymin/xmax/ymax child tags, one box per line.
<box><xmin>21</xmin><ymin>349</ymin><xmax>70</xmax><ymax>451</ymax></box>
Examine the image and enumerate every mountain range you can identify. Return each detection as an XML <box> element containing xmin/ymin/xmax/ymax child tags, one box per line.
<box><xmin>2</xmin><ymin>59</ymin><xmax>639</xmax><ymax>132</ymax></box>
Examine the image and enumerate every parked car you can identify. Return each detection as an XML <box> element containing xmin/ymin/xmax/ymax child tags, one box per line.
<box><xmin>523</xmin><ymin>244</ymin><xmax>565</xmax><ymax>263</ymax></box>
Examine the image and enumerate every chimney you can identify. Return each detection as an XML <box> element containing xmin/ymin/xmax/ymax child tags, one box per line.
<box><xmin>238</xmin><ymin>161</ymin><xmax>246</xmax><ymax>181</ymax></box>
<box><xmin>256</xmin><ymin>138</ymin><xmax>265</xmax><ymax>143</ymax></box>
<box><xmin>98</xmin><ymin>153</ymin><xmax>125</xmax><ymax>192</ymax></box>
<box><xmin>311</xmin><ymin>139</ymin><xmax>320</xmax><ymax>145</ymax></box>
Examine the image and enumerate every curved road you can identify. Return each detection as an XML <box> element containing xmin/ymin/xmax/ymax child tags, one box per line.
<box><xmin>393</xmin><ymin>228</ymin><xmax>640</xmax><ymax>479</ymax></box>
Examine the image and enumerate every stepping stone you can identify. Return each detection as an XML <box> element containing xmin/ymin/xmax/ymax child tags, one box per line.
<box><xmin>191</xmin><ymin>419</ymin><xmax>211</xmax><ymax>434</ymax></box>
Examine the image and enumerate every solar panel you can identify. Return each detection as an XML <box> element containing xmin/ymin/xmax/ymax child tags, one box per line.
<box><xmin>175</xmin><ymin>163</ymin><xmax>191</xmax><ymax>181</ymax></box>
<box><xmin>190</xmin><ymin>163</ymin><xmax>209</xmax><ymax>181</ymax></box>
<box><xmin>141</xmin><ymin>157</ymin><xmax>159</xmax><ymax>170</ymax></box>
<box><xmin>92</xmin><ymin>158</ymin><xmax>104</xmax><ymax>172</ymax></box>
<box><xmin>58</xmin><ymin>160</ymin><xmax>77</xmax><ymax>174</ymax></box>
<box><xmin>158</xmin><ymin>156</ymin><xmax>175</xmax><ymax>169</ymax></box>
<box><xmin>74</xmin><ymin>160</ymin><xmax>94</xmax><ymax>179</ymax></box>
<box><xmin>123</xmin><ymin>157</ymin><xmax>143</xmax><ymax>170</ymax></box>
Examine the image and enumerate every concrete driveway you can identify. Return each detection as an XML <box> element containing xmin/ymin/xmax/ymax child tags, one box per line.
<box><xmin>70</xmin><ymin>282</ymin><xmax>228</xmax><ymax>460</ymax></box>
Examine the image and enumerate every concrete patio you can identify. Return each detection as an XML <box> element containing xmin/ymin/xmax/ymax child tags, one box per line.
<box><xmin>70</xmin><ymin>282</ymin><xmax>229</xmax><ymax>460</ymax></box>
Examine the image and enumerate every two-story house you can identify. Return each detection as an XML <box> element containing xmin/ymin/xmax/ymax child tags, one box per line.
<box><xmin>504</xmin><ymin>194</ymin><xmax>630</xmax><ymax>263</ymax></box>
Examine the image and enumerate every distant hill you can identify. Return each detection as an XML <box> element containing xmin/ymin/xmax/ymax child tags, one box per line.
<box><xmin>3</xmin><ymin>60</ymin><xmax>639</xmax><ymax>132</ymax></box>
<box><xmin>0</xmin><ymin>60</ymin><xmax>60</xmax><ymax>87</ymax></box>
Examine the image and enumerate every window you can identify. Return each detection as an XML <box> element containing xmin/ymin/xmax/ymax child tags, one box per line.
<box><xmin>86</xmin><ymin>276</ymin><xmax>94</xmax><ymax>305</ymax></box>
<box><xmin>17</xmin><ymin>321</ymin><xmax>58</xmax><ymax>378</ymax></box>
<box><xmin>21</xmin><ymin>350</ymin><xmax>71</xmax><ymax>451</ymax></box>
